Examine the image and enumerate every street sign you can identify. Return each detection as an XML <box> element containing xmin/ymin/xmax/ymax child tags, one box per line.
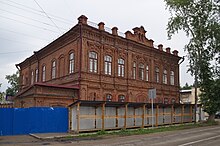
<box><xmin>148</xmin><ymin>88</ymin><xmax>156</xmax><ymax>99</ymax></box>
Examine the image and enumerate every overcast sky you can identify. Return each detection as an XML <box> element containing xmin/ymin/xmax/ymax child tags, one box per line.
<box><xmin>0</xmin><ymin>0</ymin><xmax>193</xmax><ymax>92</ymax></box>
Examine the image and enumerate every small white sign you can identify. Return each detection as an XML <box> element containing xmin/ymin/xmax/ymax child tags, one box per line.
<box><xmin>148</xmin><ymin>88</ymin><xmax>156</xmax><ymax>99</ymax></box>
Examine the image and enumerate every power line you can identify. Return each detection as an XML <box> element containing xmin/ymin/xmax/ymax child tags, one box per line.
<box><xmin>0</xmin><ymin>27</ymin><xmax>50</xmax><ymax>41</ymax></box>
<box><xmin>0</xmin><ymin>15</ymin><xmax>60</xmax><ymax>33</ymax></box>
<box><xmin>0</xmin><ymin>1</ymin><xmax>72</xmax><ymax>25</ymax></box>
<box><xmin>0</xmin><ymin>50</ymin><xmax>33</xmax><ymax>55</ymax></box>
<box><xmin>0</xmin><ymin>9</ymin><xmax>66</xmax><ymax>31</ymax></box>
<box><xmin>33</xmin><ymin>0</ymin><xmax>62</xmax><ymax>33</ymax></box>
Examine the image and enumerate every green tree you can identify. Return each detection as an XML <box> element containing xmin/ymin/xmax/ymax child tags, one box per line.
<box><xmin>5</xmin><ymin>71</ymin><xmax>19</xmax><ymax>96</ymax></box>
<box><xmin>0</xmin><ymin>83</ymin><xmax>5</xmax><ymax>102</ymax></box>
<box><xmin>164</xmin><ymin>0</ymin><xmax>220</xmax><ymax>120</ymax></box>
<box><xmin>181</xmin><ymin>83</ymin><xmax>193</xmax><ymax>90</ymax></box>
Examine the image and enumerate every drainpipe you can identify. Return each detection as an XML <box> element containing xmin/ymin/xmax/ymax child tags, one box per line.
<box><xmin>178</xmin><ymin>55</ymin><xmax>185</xmax><ymax>104</ymax></box>
<box><xmin>79</xmin><ymin>24</ymin><xmax>82</xmax><ymax>100</ymax></box>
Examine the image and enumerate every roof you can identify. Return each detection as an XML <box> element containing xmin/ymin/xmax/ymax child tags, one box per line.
<box><xmin>68</xmin><ymin>100</ymin><xmax>197</xmax><ymax>108</ymax></box>
<box><xmin>16</xmin><ymin>83</ymin><xmax>79</xmax><ymax>97</ymax></box>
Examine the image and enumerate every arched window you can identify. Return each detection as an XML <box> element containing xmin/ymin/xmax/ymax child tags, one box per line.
<box><xmin>31</xmin><ymin>70</ymin><xmax>34</xmax><ymax>84</ymax></box>
<box><xmin>118</xmin><ymin>58</ymin><xmax>124</xmax><ymax>77</ymax></box>
<box><xmin>69</xmin><ymin>52</ymin><xmax>74</xmax><ymax>73</ymax></box>
<box><xmin>51</xmin><ymin>60</ymin><xmax>56</xmax><ymax>79</ymax></box>
<box><xmin>163</xmin><ymin>69</ymin><xmax>167</xmax><ymax>84</ymax></box>
<box><xmin>155</xmin><ymin>67</ymin><xmax>159</xmax><ymax>83</ymax></box>
<box><xmin>171</xmin><ymin>98</ymin><xmax>176</xmax><ymax>104</ymax></box>
<box><xmin>89</xmin><ymin>51</ymin><xmax>98</xmax><ymax>73</ymax></box>
<box><xmin>104</xmin><ymin>55</ymin><xmax>112</xmax><ymax>75</ymax></box>
<box><xmin>118</xmin><ymin>95</ymin><xmax>125</xmax><ymax>102</ymax></box>
<box><xmin>106</xmin><ymin>94</ymin><xmax>112</xmax><ymax>101</ymax></box>
<box><xmin>170</xmin><ymin>71</ymin><xmax>175</xmax><ymax>85</ymax></box>
<box><xmin>146</xmin><ymin>65</ymin><xmax>149</xmax><ymax>81</ymax></box>
<box><xmin>35</xmin><ymin>68</ymin><xmax>38</xmax><ymax>82</ymax></box>
<box><xmin>164</xmin><ymin>98</ymin><xmax>169</xmax><ymax>104</ymax></box>
<box><xmin>139</xmin><ymin>63</ymin><xmax>144</xmax><ymax>80</ymax></box>
<box><xmin>42</xmin><ymin>65</ymin><xmax>46</xmax><ymax>82</ymax></box>
<box><xmin>133</xmin><ymin>62</ymin><xmax>136</xmax><ymax>79</ymax></box>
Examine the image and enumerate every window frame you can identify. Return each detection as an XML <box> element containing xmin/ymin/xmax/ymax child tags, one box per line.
<box><xmin>104</xmin><ymin>55</ymin><xmax>112</xmax><ymax>75</ymax></box>
<box><xmin>69</xmin><ymin>52</ymin><xmax>74</xmax><ymax>74</ymax></box>
<box><xmin>170</xmin><ymin>70</ymin><xmax>175</xmax><ymax>85</ymax></box>
<box><xmin>42</xmin><ymin>65</ymin><xmax>46</xmax><ymax>82</ymax></box>
<box><xmin>51</xmin><ymin>60</ymin><xmax>56</xmax><ymax>79</ymax></box>
<box><xmin>89</xmin><ymin>51</ymin><xmax>98</xmax><ymax>73</ymax></box>
<box><xmin>163</xmin><ymin>69</ymin><xmax>167</xmax><ymax>84</ymax></box>
<box><xmin>155</xmin><ymin>67</ymin><xmax>160</xmax><ymax>83</ymax></box>
<box><xmin>118</xmin><ymin>58</ymin><xmax>125</xmax><ymax>77</ymax></box>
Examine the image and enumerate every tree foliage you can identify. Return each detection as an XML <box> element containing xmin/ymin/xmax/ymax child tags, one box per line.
<box><xmin>5</xmin><ymin>71</ymin><xmax>19</xmax><ymax>96</ymax></box>
<box><xmin>165</xmin><ymin>0</ymin><xmax>220</xmax><ymax>118</ymax></box>
<box><xmin>181</xmin><ymin>83</ymin><xmax>193</xmax><ymax>90</ymax></box>
<box><xmin>0</xmin><ymin>83</ymin><xmax>5</xmax><ymax>102</ymax></box>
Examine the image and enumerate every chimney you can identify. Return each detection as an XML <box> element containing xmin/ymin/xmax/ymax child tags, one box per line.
<box><xmin>125</xmin><ymin>31</ymin><xmax>132</xmax><ymax>39</ymax></box>
<box><xmin>78</xmin><ymin>15</ymin><xmax>88</xmax><ymax>25</ymax></box>
<box><xmin>166</xmin><ymin>47</ymin><xmax>171</xmax><ymax>53</ymax></box>
<box><xmin>112</xmin><ymin>27</ymin><xmax>118</xmax><ymax>35</ymax></box>
<box><xmin>158</xmin><ymin>44</ymin><xmax>163</xmax><ymax>51</ymax></box>
<box><xmin>149</xmin><ymin>39</ymin><xmax>154</xmax><ymax>47</ymax></box>
<box><xmin>172</xmin><ymin>50</ymin><xmax>179</xmax><ymax>56</ymax></box>
<box><xmin>98</xmin><ymin>22</ymin><xmax>105</xmax><ymax>31</ymax></box>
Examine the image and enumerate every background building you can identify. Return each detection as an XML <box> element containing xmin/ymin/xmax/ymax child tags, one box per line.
<box><xmin>14</xmin><ymin>15</ymin><xmax>181</xmax><ymax>107</ymax></box>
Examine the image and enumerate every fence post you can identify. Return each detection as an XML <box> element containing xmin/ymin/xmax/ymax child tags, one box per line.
<box><xmin>142</xmin><ymin>104</ymin><xmax>146</xmax><ymax>128</ymax></box>
<box><xmin>124</xmin><ymin>103</ymin><xmax>128</xmax><ymax>129</ymax></box>
<box><xmin>76</xmin><ymin>102</ymin><xmax>80</xmax><ymax>133</ymax></box>
<box><xmin>171</xmin><ymin>105</ymin><xmax>174</xmax><ymax>124</ymax></box>
<box><xmin>190</xmin><ymin>105</ymin><xmax>193</xmax><ymax>122</ymax></box>
<box><xmin>181</xmin><ymin>105</ymin><xmax>184</xmax><ymax>123</ymax></box>
<box><xmin>102</xmin><ymin>103</ymin><xmax>106</xmax><ymax>130</ymax></box>
<box><xmin>156</xmin><ymin>105</ymin><xmax>159</xmax><ymax>127</ymax></box>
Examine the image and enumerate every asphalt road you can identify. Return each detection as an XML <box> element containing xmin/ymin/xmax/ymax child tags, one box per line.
<box><xmin>1</xmin><ymin>124</ymin><xmax>220</xmax><ymax>146</ymax></box>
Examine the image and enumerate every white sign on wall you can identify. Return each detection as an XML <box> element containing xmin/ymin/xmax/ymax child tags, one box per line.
<box><xmin>148</xmin><ymin>88</ymin><xmax>156</xmax><ymax>99</ymax></box>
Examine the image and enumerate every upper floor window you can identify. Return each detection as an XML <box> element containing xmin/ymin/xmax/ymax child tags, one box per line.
<box><xmin>118</xmin><ymin>95</ymin><xmax>125</xmax><ymax>102</ymax></box>
<box><xmin>31</xmin><ymin>71</ymin><xmax>34</xmax><ymax>85</ymax></box>
<box><xmin>163</xmin><ymin>69</ymin><xmax>167</xmax><ymax>84</ymax></box>
<box><xmin>89</xmin><ymin>51</ymin><xmax>98</xmax><ymax>73</ymax></box>
<box><xmin>35</xmin><ymin>68</ymin><xmax>38</xmax><ymax>82</ymax></box>
<box><xmin>164</xmin><ymin>98</ymin><xmax>169</xmax><ymax>104</ymax></box>
<box><xmin>52</xmin><ymin>60</ymin><xmax>56</xmax><ymax>79</ymax></box>
<box><xmin>69</xmin><ymin>52</ymin><xmax>74</xmax><ymax>74</ymax></box>
<box><xmin>42</xmin><ymin>65</ymin><xmax>46</xmax><ymax>82</ymax></box>
<box><xmin>104</xmin><ymin>55</ymin><xmax>112</xmax><ymax>75</ymax></box>
<box><xmin>170</xmin><ymin>71</ymin><xmax>175</xmax><ymax>85</ymax></box>
<box><xmin>146</xmin><ymin>65</ymin><xmax>149</xmax><ymax>81</ymax></box>
<box><xmin>106</xmin><ymin>94</ymin><xmax>112</xmax><ymax>101</ymax></box>
<box><xmin>155</xmin><ymin>67</ymin><xmax>160</xmax><ymax>83</ymax></box>
<box><xmin>133</xmin><ymin>62</ymin><xmax>136</xmax><ymax>79</ymax></box>
<box><xmin>118</xmin><ymin>58</ymin><xmax>124</xmax><ymax>77</ymax></box>
<box><xmin>139</xmin><ymin>63</ymin><xmax>144</xmax><ymax>80</ymax></box>
<box><xmin>171</xmin><ymin>98</ymin><xmax>176</xmax><ymax>104</ymax></box>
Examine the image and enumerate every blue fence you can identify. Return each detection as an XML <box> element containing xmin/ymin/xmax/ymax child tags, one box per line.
<box><xmin>0</xmin><ymin>107</ymin><xmax>68</xmax><ymax>136</ymax></box>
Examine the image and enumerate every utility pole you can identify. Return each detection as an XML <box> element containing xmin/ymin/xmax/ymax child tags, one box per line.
<box><xmin>194</xmin><ymin>53</ymin><xmax>198</xmax><ymax>123</ymax></box>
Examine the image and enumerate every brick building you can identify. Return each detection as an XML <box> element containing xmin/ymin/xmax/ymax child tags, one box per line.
<box><xmin>14</xmin><ymin>15</ymin><xmax>181</xmax><ymax>108</ymax></box>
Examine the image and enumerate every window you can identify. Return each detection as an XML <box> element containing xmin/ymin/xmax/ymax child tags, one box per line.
<box><xmin>118</xmin><ymin>58</ymin><xmax>124</xmax><ymax>77</ymax></box>
<box><xmin>170</xmin><ymin>71</ymin><xmax>175</xmax><ymax>85</ymax></box>
<box><xmin>146</xmin><ymin>65</ymin><xmax>149</xmax><ymax>81</ymax></box>
<box><xmin>22</xmin><ymin>75</ymin><xmax>25</xmax><ymax>85</ymax></box>
<box><xmin>133</xmin><ymin>62</ymin><xmax>136</xmax><ymax>79</ymax></box>
<box><xmin>69</xmin><ymin>53</ymin><xmax>74</xmax><ymax>73</ymax></box>
<box><xmin>31</xmin><ymin>71</ymin><xmax>34</xmax><ymax>84</ymax></box>
<box><xmin>42</xmin><ymin>65</ymin><xmax>46</xmax><ymax>82</ymax></box>
<box><xmin>118</xmin><ymin>95</ymin><xmax>125</xmax><ymax>102</ymax></box>
<box><xmin>171</xmin><ymin>98</ymin><xmax>176</xmax><ymax>104</ymax></box>
<box><xmin>163</xmin><ymin>69</ymin><xmax>167</xmax><ymax>84</ymax></box>
<box><xmin>104</xmin><ymin>55</ymin><xmax>112</xmax><ymax>75</ymax></box>
<box><xmin>164</xmin><ymin>98</ymin><xmax>169</xmax><ymax>104</ymax></box>
<box><xmin>52</xmin><ymin>60</ymin><xmax>56</xmax><ymax>79</ymax></box>
<box><xmin>106</xmin><ymin>94</ymin><xmax>112</xmax><ymax>101</ymax></box>
<box><xmin>155</xmin><ymin>67</ymin><xmax>159</xmax><ymax>83</ymax></box>
<box><xmin>89</xmin><ymin>51</ymin><xmax>98</xmax><ymax>73</ymax></box>
<box><xmin>35</xmin><ymin>68</ymin><xmax>38</xmax><ymax>82</ymax></box>
<box><xmin>139</xmin><ymin>63</ymin><xmax>144</xmax><ymax>80</ymax></box>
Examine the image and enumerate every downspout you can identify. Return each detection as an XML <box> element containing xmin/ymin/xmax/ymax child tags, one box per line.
<box><xmin>79</xmin><ymin>24</ymin><xmax>82</xmax><ymax>100</ymax></box>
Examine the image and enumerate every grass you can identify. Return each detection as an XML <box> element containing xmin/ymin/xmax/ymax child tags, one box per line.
<box><xmin>64</xmin><ymin>121</ymin><xmax>219</xmax><ymax>140</ymax></box>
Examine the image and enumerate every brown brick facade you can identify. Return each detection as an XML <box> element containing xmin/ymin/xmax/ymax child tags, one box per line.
<box><xmin>15</xmin><ymin>15</ymin><xmax>181</xmax><ymax>107</ymax></box>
